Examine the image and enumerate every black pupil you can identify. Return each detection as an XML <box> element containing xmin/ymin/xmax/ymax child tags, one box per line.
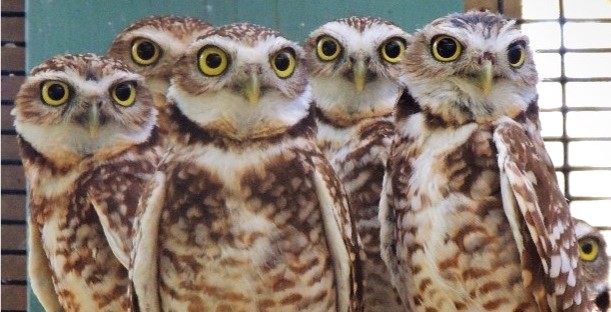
<box><xmin>47</xmin><ymin>84</ymin><xmax>65</xmax><ymax>101</ymax></box>
<box><xmin>508</xmin><ymin>44</ymin><xmax>523</xmax><ymax>64</ymax></box>
<box><xmin>137</xmin><ymin>41</ymin><xmax>156</xmax><ymax>60</ymax></box>
<box><xmin>385</xmin><ymin>40</ymin><xmax>402</xmax><ymax>58</ymax></box>
<box><xmin>206</xmin><ymin>53</ymin><xmax>222</xmax><ymax>68</ymax></box>
<box><xmin>582</xmin><ymin>242</ymin><xmax>593</xmax><ymax>254</ymax></box>
<box><xmin>275</xmin><ymin>53</ymin><xmax>290</xmax><ymax>71</ymax></box>
<box><xmin>437</xmin><ymin>38</ymin><xmax>458</xmax><ymax>58</ymax></box>
<box><xmin>115</xmin><ymin>84</ymin><xmax>132</xmax><ymax>101</ymax></box>
<box><xmin>322</xmin><ymin>40</ymin><xmax>337</xmax><ymax>56</ymax></box>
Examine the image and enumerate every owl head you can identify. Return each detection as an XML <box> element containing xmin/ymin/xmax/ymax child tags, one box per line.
<box><xmin>574</xmin><ymin>218</ymin><xmax>609</xmax><ymax>311</ymax></box>
<box><xmin>12</xmin><ymin>53</ymin><xmax>155</xmax><ymax>162</ymax></box>
<box><xmin>167</xmin><ymin>23</ymin><xmax>311</xmax><ymax>141</ymax></box>
<box><xmin>400</xmin><ymin>11</ymin><xmax>538</xmax><ymax>124</ymax></box>
<box><xmin>305</xmin><ymin>16</ymin><xmax>410</xmax><ymax>121</ymax></box>
<box><xmin>107</xmin><ymin>16</ymin><xmax>214</xmax><ymax>97</ymax></box>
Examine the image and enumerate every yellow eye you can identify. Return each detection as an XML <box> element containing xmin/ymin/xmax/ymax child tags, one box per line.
<box><xmin>41</xmin><ymin>80</ymin><xmax>70</xmax><ymax>106</ymax></box>
<box><xmin>380</xmin><ymin>38</ymin><xmax>406</xmax><ymax>63</ymax></box>
<box><xmin>316</xmin><ymin>36</ymin><xmax>341</xmax><ymax>61</ymax></box>
<box><xmin>271</xmin><ymin>48</ymin><xmax>296</xmax><ymax>78</ymax></box>
<box><xmin>131</xmin><ymin>38</ymin><xmax>161</xmax><ymax>66</ymax></box>
<box><xmin>507</xmin><ymin>41</ymin><xmax>526</xmax><ymax>68</ymax></box>
<box><xmin>198</xmin><ymin>45</ymin><xmax>229</xmax><ymax>76</ymax></box>
<box><xmin>431</xmin><ymin>35</ymin><xmax>462</xmax><ymax>62</ymax></box>
<box><xmin>111</xmin><ymin>82</ymin><xmax>136</xmax><ymax>107</ymax></box>
<box><xmin>578</xmin><ymin>238</ymin><xmax>599</xmax><ymax>262</ymax></box>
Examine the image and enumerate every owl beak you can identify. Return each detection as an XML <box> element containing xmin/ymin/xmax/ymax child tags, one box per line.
<box><xmin>88</xmin><ymin>104</ymin><xmax>100</xmax><ymax>138</ymax></box>
<box><xmin>353</xmin><ymin>60</ymin><xmax>367</xmax><ymax>92</ymax></box>
<box><xmin>477</xmin><ymin>60</ymin><xmax>493</xmax><ymax>96</ymax></box>
<box><xmin>244</xmin><ymin>73</ymin><xmax>261</xmax><ymax>106</ymax></box>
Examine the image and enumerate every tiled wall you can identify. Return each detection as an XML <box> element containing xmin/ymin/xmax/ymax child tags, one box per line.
<box><xmin>1</xmin><ymin>1</ymin><xmax>27</xmax><ymax>311</ymax></box>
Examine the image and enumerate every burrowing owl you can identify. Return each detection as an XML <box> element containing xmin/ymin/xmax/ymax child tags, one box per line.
<box><xmin>13</xmin><ymin>53</ymin><xmax>160</xmax><ymax>311</ymax></box>
<box><xmin>574</xmin><ymin>218</ymin><xmax>609</xmax><ymax>311</ymax></box>
<box><xmin>379</xmin><ymin>11</ymin><xmax>588</xmax><ymax>311</ymax></box>
<box><xmin>107</xmin><ymin>15</ymin><xmax>214</xmax><ymax>141</ymax></box>
<box><xmin>131</xmin><ymin>23</ymin><xmax>363</xmax><ymax>311</ymax></box>
<box><xmin>304</xmin><ymin>16</ymin><xmax>409</xmax><ymax>311</ymax></box>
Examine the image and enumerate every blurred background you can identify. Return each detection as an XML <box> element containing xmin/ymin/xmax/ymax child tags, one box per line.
<box><xmin>1</xmin><ymin>0</ymin><xmax>609</xmax><ymax>310</ymax></box>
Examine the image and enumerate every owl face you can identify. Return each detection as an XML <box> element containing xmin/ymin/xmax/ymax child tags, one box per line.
<box><xmin>107</xmin><ymin>16</ymin><xmax>214</xmax><ymax>96</ymax></box>
<box><xmin>168</xmin><ymin>23</ymin><xmax>310</xmax><ymax>140</ymax></box>
<box><xmin>574</xmin><ymin>219</ymin><xmax>609</xmax><ymax>306</ymax></box>
<box><xmin>400</xmin><ymin>11</ymin><xmax>539</xmax><ymax>121</ymax></box>
<box><xmin>305</xmin><ymin>17</ymin><xmax>409</xmax><ymax>114</ymax></box>
<box><xmin>13</xmin><ymin>54</ymin><xmax>155</xmax><ymax>160</ymax></box>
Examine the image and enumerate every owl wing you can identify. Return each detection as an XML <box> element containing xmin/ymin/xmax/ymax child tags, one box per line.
<box><xmin>131</xmin><ymin>170</ymin><xmax>166</xmax><ymax>312</ymax></box>
<box><xmin>379</xmin><ymin>156</ymin><xmax>413</xmax><ymax>311</ymax></box>
<box><xmin>493</xmin><ymin>116</ymin><xmax>586</xmax><ymax>311</ymax></box>
<box><xmin>88</xmin><ymin>160</ymin><xmax>157</xmax><ymax>269</ymax></box>
<box><xmin>28</xmin><ymin>222</ymin><xmax>63</xmax><ymax>312</ymax></box>
<box><xmin>311</xmin><ymin>154</ymin><xmax>364</xmax><ymax>312</ymax></box>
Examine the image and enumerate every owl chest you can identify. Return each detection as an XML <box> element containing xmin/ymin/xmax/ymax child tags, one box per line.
<box><xmin>394</xmin><ymin>127</ymin><xmax>532</xmax><ymax>310</ymax></box>
<box><xmin>316</xmin><ymin>122</ymin><xmax>360</xmax><ymax>167</ymax></box>
<box><xmin>157</xmin><ymin>159</ymin><xmax>336</xmax><ymax>309</ymax></box>
<box><xmin>317</xmin><ymin>121</ymin><xmax>389</xmax><ymax>191</ymax></box>
<box><xmin>39</xmin><ymin>192</ymin><xmax>128</xmax><ymax>310</ymax></box>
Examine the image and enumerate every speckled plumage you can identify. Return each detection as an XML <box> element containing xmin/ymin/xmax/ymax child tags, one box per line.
<box><xmin>131</xmin><ymin>23</ymin><xmax>363</xmax><ymax>312</ymax></box>
<box><xmin>305</xmin><ymin>16</ymin><xmax>409</xmax><ymax>311</ymax></box>
<box><xmin>107</xmin><ymin>15</ymin><xmax>214</xmax><ymax>142</ymax></box>
<box><xmin>380</xmin><ymin>11</ymin><xmax>588</xmax><ymax>311</ymax></box>
<box><xmin>13</xmin><ymin>54</ymin><xmax>160</xmax><ymax>311</ymax></box>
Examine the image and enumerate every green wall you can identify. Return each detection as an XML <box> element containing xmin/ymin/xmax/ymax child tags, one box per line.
<box><xmin>25</xmin><ymin>0</ymin><xmax>461</xmax><ymax>310</ymax></box>
<box><xmin>26</xmin><ymin>0</ymin><xmax>462</xmax><ymax>69</ymax></box>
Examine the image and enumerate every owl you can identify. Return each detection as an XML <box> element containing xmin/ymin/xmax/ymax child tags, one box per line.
<box><xmin>304</xmin><ymin>16</ymin><xmax>409</xmax><ymax>311</ymax></box>
<box><xmin>379</xmin><ymin>11</ymin><xmax>589</xmax><ymax>311</ymax></box>
<box><xmin>130</xmin><ymin>23</ymin><xmax>363</xmax><ymax>311</ymax></box>
<box><xmin>574</xmin><ymin>218</ymin><xmax>609</xmax><ymax>311</ymax></box>
<box><xmin>13</xmin><ymin>53</ymin><xmax>160</xmax><ymax>311</ymax></box>
<box><xmin>107</xmin><ymin>15</ymin><xmax>214</xmax><ymax>141</ymax></box>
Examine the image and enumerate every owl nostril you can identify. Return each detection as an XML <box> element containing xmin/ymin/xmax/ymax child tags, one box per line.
<box><xmin>478</xmin><ymin>52</ymin><xmax>495</xmax><ymax>65</ymax></box>
<box><xmin>244</xmin><ymin>65</ymin><xmax>262</xmax><ymax>76</ymax></box>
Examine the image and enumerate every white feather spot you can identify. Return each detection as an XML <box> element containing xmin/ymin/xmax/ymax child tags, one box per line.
<box><xmin>560</xmin><ymin>249</ymin><xmax>571</xmax><ymax>273</ymax></box>
<box><xmin>551</xmin><ymin>222</ymin><xmax>564</xmax><ymax>241</ymax></box>
<box><xmin>574</xmin><ymin>288</ymin><xmax>582</xmax><ymax>305</ymax></box>
<box><xmin>566</xmin><ymin>267</ymin><xmax>576</xmax><ymax>287</ymax></box>
<box><xmin>549</xmin><ymin>254</ymin><xmax>561</xmax><ymax>278</ymax></box>
<box><xmin>556</xmin><ymin>278</ymin><xmax>566</xmax><ymax>294</ymax></box>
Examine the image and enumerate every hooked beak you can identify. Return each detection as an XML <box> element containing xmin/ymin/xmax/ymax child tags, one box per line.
<box><xmin>353</xmin><ymin>59</ymin><xmax>366</xmax><ymax>92</ymax></box>
<box><xmin>88</xmin><ymin>104</ymin><xmax>100</xmax><ymax>138</ymax></box>
<box><xmin>477</xmin><ymin>60</ymin><xmax>493</xmax><ymax>96</ymax></box>
<box><xmin>244</xmin><ymin>73</ymin><xmax>261</xmax><ymax>106</ymax></box>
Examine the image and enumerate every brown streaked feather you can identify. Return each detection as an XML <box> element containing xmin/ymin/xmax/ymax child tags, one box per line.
<box><xmin>132</xmin><ymin>171</ymin><xmax>166</xmax><ymax>312</ymax></box>
<box><xmin>494</xmin><ymin>117</ymin><xmax>588</xmax><ymax>311</ymax></box>
<box><xmin>311</xmin><ymin>153</ymin><xmax>365</xmax><ymax>312</ymax></box>
<box><xmin>133</xmin><ymin>109</ymin><xmax>363</xmax><ymax>311</ymax></box>
<box><xmin>210</xmin><ymin>23</ymin><xmax>282</xmax><ymax>46</ymax></box>
<box><xmin>20</xmin><ymin>134</ymin><xmax>160</xmax><ymax>311</ymax></box>
<box><xmin>114</xmin><ymin>15</ymin><xmax>212</xmax><ymax>38</ymax></box>
<box><xmin>30</xmin><ymin>53</ymin><xmax>133</xmax><ymax>76</ymax></box>
<box><xmin>88</xmin><ymin>144</ymin><xmax>159</xmax><ymax>268</ymax></box>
